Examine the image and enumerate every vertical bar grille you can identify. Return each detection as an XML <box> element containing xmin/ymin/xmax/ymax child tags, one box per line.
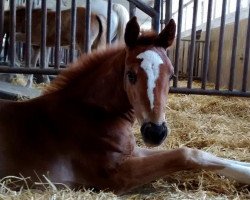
<box><xmin>229</xmin><ymin>0</ymin><xmax>241</xmax><ymax>91</ymax></box>
<box><xmin>242</xmin><ymin>4</ymin><xmax>250</xmax><ymax>92</ymax></box>
<box><xmin>201</xmin><ymin>0</ymin><xmax>213</xmax><ymax>89</ymax></box>
<box><xmin>0</xmin><ymin>0</ymin><xmax>4</xmax><ymax>56</ymax></box>
<box><xmin>173</xmin><ymin>0</ymin><xmax>183</xmax><ymax>88</ymax></box>
<box><xmin>84</xmin><ymin>0</ymin><xmax>91</xmax><ymax>53</ymax></box>
<box><xmin>70</xmin><ymin>0</ymin><xmax>77</xmax><ymax>63</ymax></box>
<box><xmin>40</xmin><ymin>0</ymin><xmax>47</xmax><ymax>69</ymax></box>
<box><xmin>55</xmin><ymin>0</ymin><xmax>61</xmax><ymax>69</ymax></box>
<box><xmin>165</xmin><ymin>0</ymin><xmax>172</xmax><ymax>23</ymax></box>
<box><xmin>152</xmin><ymin>0</ymin><xmax>160</xmax><ymax>33</ymax></box>
<box><xmin>9</xmin><ymin>0</ymin><xmax>16</xmax><ymax>67</ymax></box>
<box><xmin>187</xmin><ymin>0</ymin><xmax>198</xmax><ymax>89</ymax></box>
<box><xmin>129</xmin><ymin>2</ymin><xmax>136</xmax><ymax>18</ymax></box>
<box><xmin>215</xmin><ymin>0</ymin><xmax>227</xmax><ymax>90</ymax></box>
<box><xmin>107</xmin><ymin>0</ymin><xmax>112</xmax><ymax>44</ymax></box>
<box><xmin>25</xmin><ymin>0</ymin><xmax>32</xmax><ymax>69</ymax></box>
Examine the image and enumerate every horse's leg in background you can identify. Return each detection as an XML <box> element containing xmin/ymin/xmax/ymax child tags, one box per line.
<box><xmin>113</xmin><ymin>147</ymin><xmax>250</xmax><ymax>193</ymax></box>
<box><xmin>25</xmin><ymin>46</ymin><xmax>40</xmax><ymax>87</ymax></box>
<box><xmin>41</xmin><ymin>47</ymin><xmax>51</xmax><ymax>84</ymax></box>
<box><xmin>0</xmin><ymin>34</ymin><xmax>3</xmax><ymax>60</ymax></box>
<box><xmin>4</xmin><ymin>34</ymin><xmax>9</xmax><ymax>62</ymax></box>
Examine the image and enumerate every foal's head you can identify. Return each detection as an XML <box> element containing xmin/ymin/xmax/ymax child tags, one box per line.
<box><xmin>124</xmin><ymin>17</ymin><xmax>176</xmax><ymax>146</ymax></box>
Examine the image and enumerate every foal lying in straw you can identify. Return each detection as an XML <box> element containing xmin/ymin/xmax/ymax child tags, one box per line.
<box><xmin>0</xmin><ymin>17</ymin><xmax>249</xmax><ymax>194</ymax></box>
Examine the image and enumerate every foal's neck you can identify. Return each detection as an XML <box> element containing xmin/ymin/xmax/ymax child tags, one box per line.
<box><xmin>45</xmin><ymin>46</ymin><xmax>133</xmax><ymax>117</ymax></box>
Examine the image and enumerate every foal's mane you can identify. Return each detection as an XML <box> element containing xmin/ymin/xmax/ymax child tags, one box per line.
<box><xmin>44</xmin><ymin>45</ymin><xmax>125</xmax><ymax>94</ymax></box>
<box><xmin>44</xmin><ymin>31</ymin><xmax>159</xmax><ymax>95</ymax></box>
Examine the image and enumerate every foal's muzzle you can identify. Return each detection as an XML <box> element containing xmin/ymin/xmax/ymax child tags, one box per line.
<box><xmin>140</xmin><ymin>122</ymin><xmax>168</xmax><ymax>146</ymax></box>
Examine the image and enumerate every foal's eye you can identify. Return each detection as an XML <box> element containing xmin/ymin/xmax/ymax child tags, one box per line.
<box><xmin>127</xmin><ymin>71</ymin><xmax>137</xmax><ymax>84</ymax></box>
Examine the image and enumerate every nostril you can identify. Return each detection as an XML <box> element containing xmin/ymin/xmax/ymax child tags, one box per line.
<box><xmin>140</xmin><ymin>122</ymin><xmax>168</xmax><ymax>146</ymax></box>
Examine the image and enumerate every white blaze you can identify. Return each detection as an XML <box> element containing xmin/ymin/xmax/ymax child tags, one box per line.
<box><xmin>137</xmin><ymin>50</ymin><xmax>163</xmax><ymax>110</ymax></box>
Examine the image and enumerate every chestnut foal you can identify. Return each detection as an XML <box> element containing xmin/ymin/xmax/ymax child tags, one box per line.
<box><xmin>0</xmin><ymin>18</ymin><xmax>249</xmax><ymax>194</ymax></box>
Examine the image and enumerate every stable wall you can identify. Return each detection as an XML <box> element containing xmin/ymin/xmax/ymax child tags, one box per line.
<box><xmin>173</xmin><ymin>17</ymin><xmax>249</xmax><ymax>91</ymax></box>
<box><xmin>207</xmin><ymin>18</ymin><xmax>249</xmax><ymax>91</ymax></box>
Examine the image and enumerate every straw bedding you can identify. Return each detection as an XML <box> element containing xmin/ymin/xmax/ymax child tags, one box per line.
<box><xmin>0</xmin><ymin>85</ymin><xmax>249</xmax><ymax>199</ymax></box>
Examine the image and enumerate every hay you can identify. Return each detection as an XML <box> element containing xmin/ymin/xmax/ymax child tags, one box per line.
<box><xmin>1</xmin><ymin>92</ymin><xmax>249</xmax><ymax>199</ymax></box>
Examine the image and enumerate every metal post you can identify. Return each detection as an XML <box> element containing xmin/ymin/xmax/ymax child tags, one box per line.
<box><xmin>70</xmin><ymin>0</ymin><xmax>76</xmax><ymax>62</ymax></box>
<box><xmin>129</xmin><ymin>2</ymin><xmax>136</xmax><ymax>18</ymax></box>
<box><xmin>40</xmin><ymin>0</ymin><xmax>47</xmax><ymax>69</ymax></box>
<box><xmin>55</xmin><ymin>0</ymin><xmax>61</xmax><ymax>69</ymax></box>
<box><xmin>242</xmin><ymin>4</ymin><xmax>250</xmax><ymax>92</ymax></box>
<box><xmin>107</xmin><ymin>0</ymin><xmax>112</xmax><ymax>44</ymax></box>
<box><xmin>201</xmin><ymin>0</ymin><xmax>213</xmax><ymax>89</ymax></box>
<box><xmin>25</xmin><ymin>0</ymin><xmax>32</xmax><ymax>69</ymax></box>
<box><xmin>84</xmin><ymin>0</ymin><xmax>91</xmax><ymax>53</ymax></box>
<box><xmin>160</xmin><ymin>0</ymin><xmax>164</xmax><ymax>30</ymax></box>
<box><xmin>173</xmin><ymin>0</ymin><xmax>183</xmax><ymax>88</ymax></box>
<box><xmin>165</xmin><ymin>0</ymin><xmax>172</xmax><ymax>23</ymax></box>
<box><xmin>9</xmin><ymin>0</ymin><xmax>16</xmax><ymax>67</ymax></box>
<box><xmin>152</xmin><ymin>0</ymin><xmax>160</xmax><ymax>32</ymax></box>
<box><xmin>0</xmin><ymin>0</ymin><xmax>4</xmax><ymax>57</ymax></box>
<box><xmin>127</xmin><ymin>0</ymin><xmax>157</xmax><ymax>18</ymax></box>
<box><xmin>215</xmin><ymin>0</ymin><xmax>227</xmax><ymax>90</ymax></box>
<box><xmin>187</xmin><ymin>0</ymin><xmax>198</xmax><ymax>89</ymax></box>
<box><xmin>229</xmin><ymin>0</ymin><xmax>241</xmax><ymax>91</ymax></box>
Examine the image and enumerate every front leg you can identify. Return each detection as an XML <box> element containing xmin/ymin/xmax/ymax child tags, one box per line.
<box><xmin>112</xmin><ymin>147</ymin><xmax>250</xmax><ymax>194</ymax></box>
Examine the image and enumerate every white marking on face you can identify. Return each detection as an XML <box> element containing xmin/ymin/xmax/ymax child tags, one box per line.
<box><xmin>137</xmin><ymin>50</ymin><xmax>163</xmax><ymax>110</ymax></box>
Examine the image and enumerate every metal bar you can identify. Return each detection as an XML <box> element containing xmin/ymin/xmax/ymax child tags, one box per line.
<box><xmin>160</xmin><ymin>0</ymin><xmax>164</xmax><ymax>30</ymax></box>
<box><xmin>40</xmin><ymin>0</ymin><xmax>47</xmax><ymax>69</ymax></box>
<box><xmin>215</xmin><ymin>0</ymin><xmax>227</xmax><ymax>90</ymax></box>
<box><xmin>169</xmin><ymin>87</ymin><xmax>250</xmax><ymax>97</ymax></box>
<box><xmin>229</xmin><ymin>0</ymin><xmax>241</xmax><ymax>91</ymax></box>
<box><xmin>181</xmin><ymin>39</ymin><xmax>205</xmax><ymax>42</ymax></box>
<box><xmin>165</xmin><ymin>0</ymin><xmax>172</xmax><ymax>23</ymax></box>
<box><xmin>106</xmin><ymin>0</ymin><xmax>112</xmax><ymax>44</ymax></box>
<box><xmin>127</xmin><ymin>0</ymin><xmax>157</xmax><ymax>18</ymax></box>
<box><xmin>129</xmin><ymin>2</ymin><xmax>136</xmax><ymax>18</ymax></box>
<box><xmin>172</xmin><ymin>0</ymin><xmax>194</xmax><ymax>16</ymax></box>
<box><xmin>0</xmin><ymin>66</ymin><xmax>62</xmax><ymax>75</ymax></box>
<box><xmin>187</xmin><ymin>0</ymin><xmax>198</xmax><ymax>88</ymax></box>
<box><xmin>9</xmin><ymin>0</ymin><xmax>16</xmax><ymax>67</ymax></box>
<box><xmin>84</xmin><ymin>0</ymin><xmax>91</xmax><ymax>53</ymax></box>
<box><xmin>70</xmin><ymin>0</ymin><xmax>76</xmax><ymax>62</ymax></box>
<box><xmin>201</xmin><ymin>0</ymin><xmax>213</xmax><ymax>89</ymax></box>
<box><xmin>242</xmin><ymin>5</ymin><xmax>250</xmax><ymax>92</ymax></box>
<box><xmin>173</xmin><ymin>0</ymin><xmax>183</xmax><ymax>88</ymax></box>
<box><xmin>0</xmin><ymin>0</ymin><xmax>4</xmax><ymax>56</ymax></box>
<box><xmin>181</xmin><ymin>41</ymin><xmax>185</xmax><ymax>76</ymax></box>
<box><xmin>0</xmin><ymin>91</ymin><xmax>19</xmax><ymax>101</ymax></box>
<box><xmin>25</xmin><ymin>0</ymin><xmax>32</xmax><ymax>69</ymax></box>
<box><xmin>152</xmin><ymin>0</ymin><xmax>160</xmax><ymax>32</ymax></box>
<box><xmin>55</xmin><ymin>0</ymin><xmax>61</xmax><ymax>69</ymax></box>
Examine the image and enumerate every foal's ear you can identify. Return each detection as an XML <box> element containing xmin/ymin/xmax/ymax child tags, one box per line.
<box><xmin>155</xmin><ymin>19</ymin><xmax>176</xmax><ymax>49</ymax></box>
<box><xmin>125</xmin><ymin>17</ymin><xmax>140</xmax><ymax>48</ymax></box>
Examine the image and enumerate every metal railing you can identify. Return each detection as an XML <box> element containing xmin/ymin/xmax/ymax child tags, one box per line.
<box><xmin>0</xmin><ymin>0</ymin><xmax>249</xmax><ymax>98</ymax></box>
<box><xmin>169</xmin><ymin>0</ymin><xmax>250</xmax><ymax>97</ymax></box>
